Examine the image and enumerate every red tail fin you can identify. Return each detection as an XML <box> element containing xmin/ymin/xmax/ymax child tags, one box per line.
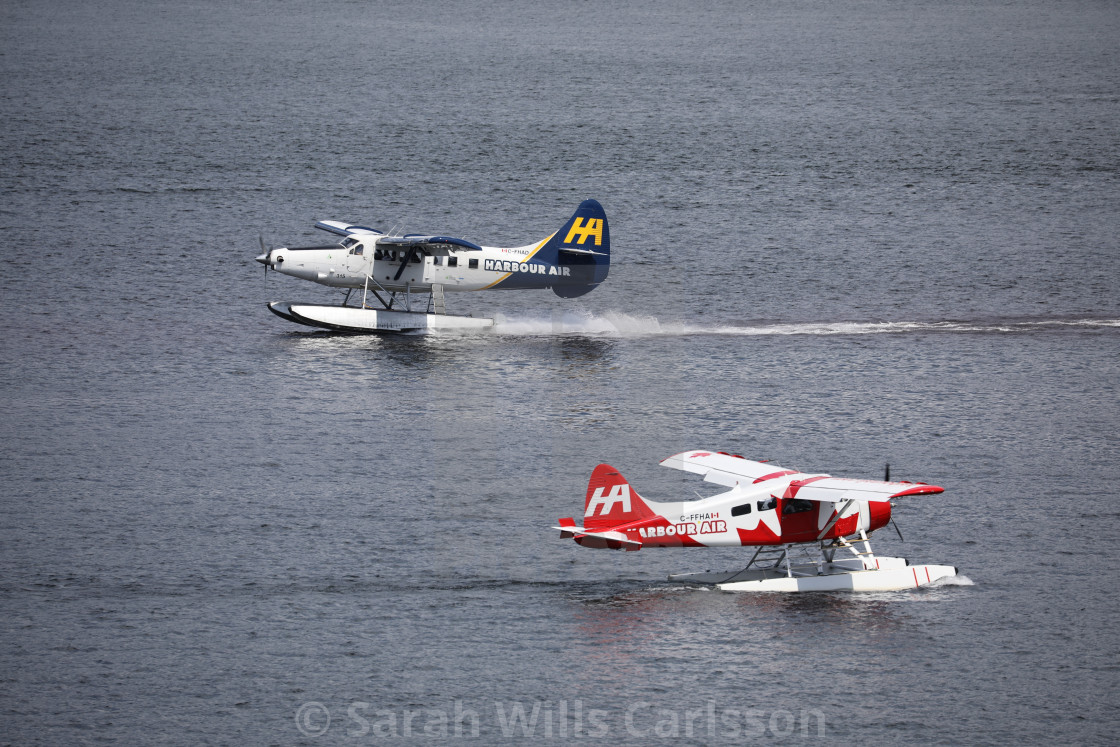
<box><xmin>583</xmin><ymin>464</ymin><xmax>656</xmax><ymax>530</ymax></box>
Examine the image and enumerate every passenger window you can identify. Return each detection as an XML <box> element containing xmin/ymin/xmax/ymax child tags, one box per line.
<box><xmin>757</xmin><ymin>498</ymin><xmax>777</xmax><ymax>512</ymax></box>
<box><xmin>731</xmin><ymin>503</ymin><xmax>752</xmax><ymax>517</ymax></box>
<box><xmin>448</xmin><ymin>256</ymin><xmax>458</xmax><ymax>268</ymax></box>
<box><xmin>468</xmin><ymin>258</ymin><xmax>479</xmax><ymax>269</ymax></box>
<box><xmin>434</xmin><ymin>256</ymin><xmax>443</xmax><ymax>266</ymax></box>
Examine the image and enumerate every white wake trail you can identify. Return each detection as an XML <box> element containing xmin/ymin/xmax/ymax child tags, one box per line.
<box><xmin>490</xmin><ymin>311</ymin><xmax>1120</xmax><ymax>338</ymax></box>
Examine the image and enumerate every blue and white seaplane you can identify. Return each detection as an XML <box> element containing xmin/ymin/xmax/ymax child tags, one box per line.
<box><xmin>256</xmin><ymin>199</ymin><xmax>609</xmax><ymax>333</ymax></box>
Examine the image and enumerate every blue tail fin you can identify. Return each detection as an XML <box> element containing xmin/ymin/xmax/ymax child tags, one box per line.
<box><xmin>542</xmin><ymin>199</ymin><xmax>610</xmax><ymax>298</ymax></box>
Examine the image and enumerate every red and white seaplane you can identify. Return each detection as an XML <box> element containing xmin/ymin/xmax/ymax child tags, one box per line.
<box><xmin>556</xmin><ymin>450</ymin><xmax>959</xmax><ymax>592</ymax></box>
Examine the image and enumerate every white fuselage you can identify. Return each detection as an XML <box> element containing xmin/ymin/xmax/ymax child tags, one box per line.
<box><xmin>265</xmin><ymin>237</ymin><xmax>572</xmax><ymax>294</ymax></box>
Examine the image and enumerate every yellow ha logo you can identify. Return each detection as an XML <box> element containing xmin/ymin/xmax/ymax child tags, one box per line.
<box><xmin>563</xmin><ymin>217</ymin><xmax>603</xmax><ymax>246</ymax></box>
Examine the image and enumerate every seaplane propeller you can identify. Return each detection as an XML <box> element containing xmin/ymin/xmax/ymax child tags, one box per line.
<box><xmin>257</xmin><ymin>235</ymin><xmax>272</xmax><ymax>276</ymax></box>
<box><xmin>885</xmin><ymin>463</ymin><xmax>905</xmax><ymax>541</ymax></box>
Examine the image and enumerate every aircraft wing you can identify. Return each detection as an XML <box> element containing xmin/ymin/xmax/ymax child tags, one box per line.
<box><xmin>376</xmin><ymin>235</ymin><xmax>483</xmax><ymax>254</ymax></box>
<box><xmin>314</xmin><ymin>220</ymin><xmax>383</xmax><ymax>237</ymax></box>
<box><xmin>314</xmin><ymin>221</ymin><xmax>483</xmax><ymax>253</ymax></box>
<box><xmin>660</xmin><ymin>450</ymin><xmax>943</xmax><ymax>502</ymax></box>
<box><xmin>780</xmin><ymin>476</ymin><xmax>943</xmax><ymax>503</ymax></box>
<box><xmin>660</xmin><ymin>450</ymin><xmax>799</xmax><ymax>487</ymax></box>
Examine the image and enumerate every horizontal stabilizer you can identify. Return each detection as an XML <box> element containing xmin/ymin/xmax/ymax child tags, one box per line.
<box><xmin>558</xmin><ymin>246</ymin><xmax>608</xmax><ymax>256</ymax></box>
<box><xmin>557</xmin><ymin>517</ymin><xmax>578</xmax><ymax>539</ymax></box>
<box><xmin>553</xmin><ymin>524</ymin><xmax>643</xmax><ymax>551</ymax></box>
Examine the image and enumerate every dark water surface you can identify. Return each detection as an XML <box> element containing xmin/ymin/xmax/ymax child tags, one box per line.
<box><xmin>2</xmin><ymin>0</ymin><xmax>1119</xmax><ymax>743</ymax></box>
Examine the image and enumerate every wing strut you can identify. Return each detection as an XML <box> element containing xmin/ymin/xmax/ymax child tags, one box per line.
<box><xmin>393</xmin><ymin>248</ymin><xmax>415</xmax><ymax>281</ymax></box>
<box><xmin>816</xmin><ymin>499</ymin><xmax>857</xmax><ymax>541</ymax></box>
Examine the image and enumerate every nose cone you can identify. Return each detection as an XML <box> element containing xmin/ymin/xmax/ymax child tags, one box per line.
<box><xmin>255</xmin><ymin>252</ymin><xmax>270</xmax><ymax>265</ymax></box>
<box><xmin>869</xmin><ymin>501</ymin><xmax>892</xmax><ymax>532</ymax></box>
